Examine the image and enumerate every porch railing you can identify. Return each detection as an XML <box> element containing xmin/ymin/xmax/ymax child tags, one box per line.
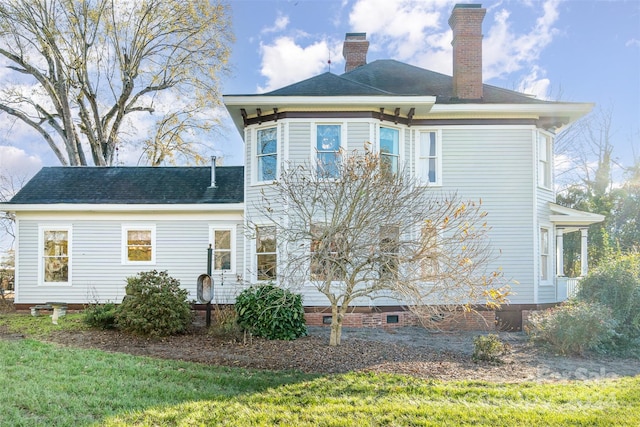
<box><xmin>556</xmin><ymin>276</ymin><xmax>581</xmax><ymax>301</ymax></box>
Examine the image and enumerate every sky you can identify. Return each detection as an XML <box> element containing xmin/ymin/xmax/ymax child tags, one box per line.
<box><xmin>0</xmin><ymin>0</ymin><xmax>639</xmax><ymax>178</ymax></box>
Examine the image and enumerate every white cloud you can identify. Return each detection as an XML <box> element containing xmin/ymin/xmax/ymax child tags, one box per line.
<box><xmin>262</xmin><ymin>13</ymin><xmax>290</xmax><ymax>34</ymax></box>
<box><xmin>257</xmin><ymin>37</ymin><xmax>339</xmax><ymax>92</ymax></box>
<box><xmin>517</xmin><ymin>65</ymin><xmax>551</xmax><ymax>100</ymax></box>
<box><xmin>483</xmin><ymin>0</ymin><xmax>561</xmax><ymax>81</ymax></box>
<box><xmin>0</xmin><ymin>146</ymin><xmax>42</xmax><ymax>179</ymax></box>
<box><xmin>626</xmin><ymin>38</ymin><xmax>640</xmax><ymax>48</ymax></box>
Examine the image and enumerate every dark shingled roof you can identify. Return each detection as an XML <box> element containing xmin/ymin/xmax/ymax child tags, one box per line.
<box><xmin>9</xmin><ymin>166</ymin><xmax>244</xmax><ymax>204</ymax></box>
<box><xmin>264</xmin><ymin>59</ymin><xmax>550</xmax><ymax>104</ymax></box>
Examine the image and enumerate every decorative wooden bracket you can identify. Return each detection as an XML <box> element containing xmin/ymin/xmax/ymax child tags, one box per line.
<box><xmin>407</xmin><ymin>108</ymin><xmax>415</xmax><ymax>127</ymax></box>
<box><xmin>394</xmin><ymin>108</ymin><xmax>400</xmax><ymax>124</ymax></box>
<box><xmin>240</xmin><ymin>109</ymin><xmax>248</xmax><ymax>127</ymax></box>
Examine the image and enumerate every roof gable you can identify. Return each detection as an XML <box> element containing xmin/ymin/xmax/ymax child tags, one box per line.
<box><xmin>8</xmin><ymin>166</ymin><xmax>244</xmax><ymax>205</ymax></box>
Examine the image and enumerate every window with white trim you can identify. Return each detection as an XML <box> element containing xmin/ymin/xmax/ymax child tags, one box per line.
<box><xmin>379</xmin><ymin>225</ymin><xmax>399</xmax><ymax>280</ymax></box>
<box><xmin>40</xmin><ymin>226</ymin><xmax>71</xmax><ymax>284</ymax></box>
<box><xmin>316</xmin><ymin>124</ymin><xmax>341</xmax><ymax>178</ymax></box>
<box><xmin>310</xmin><ymin>224</ymin><xmax>345</xmax><ymax>281</ymax></box>
<box><xmin>256</xmin><ymin>226</ymin><xmax>277</xmax><ymax>280</ymax></box>
<box><xmin>420</xmin><ymin>223</ymin><xmax>439</xmax><ymax>278</ymax></box>
<box><xmin>122</xmin><ymin>225</ymin><xmax>156</xmax><ymax>264</ymax></box>
<box><xmin>540</xmin><ymin>227</ymin><xmax>550</xmax><ymax>281</ymax></box>
<box><xmin>256</xmin><ymin>127</ymin><xmax>277</xmax><ymax>182</ymax></box>
<box><xmin>210</xmin><ymin>227</ymin><xmax>235</xmax><ymax>272</ymax></box>
<box><xmin>538</xmin><ymin>133</ymin><xmax>552</xmax><ymax>188</ymax></box>
<box><xmin>380</xmin><ymin>127</ymin><xmax>400</xmax><ymax>175</ymax></box>
<box><xmin>417</xmin><ymin>130</ymin><xmax>440</xmax><ymax>185</ymax></box>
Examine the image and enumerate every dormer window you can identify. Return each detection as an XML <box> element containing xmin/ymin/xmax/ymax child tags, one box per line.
<box><xmin>257</xmin><ymin>127</ymin><xmax>277</xmax><ymax>182</ymax></box>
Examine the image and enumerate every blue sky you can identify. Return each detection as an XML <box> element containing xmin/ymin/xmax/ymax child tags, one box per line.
<box><xmin>0</xmin><ymin>0</ymin><xmax>639</xmax><ymax>178</ymax></box>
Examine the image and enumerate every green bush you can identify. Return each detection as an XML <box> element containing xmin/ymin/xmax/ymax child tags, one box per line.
<box><xmin>577</xmin><ymin>252</ymin><xmax>640</xmax><ymax>351</ymax></box>
<box><xmin>235</xmin><ymin>284</ymin><xmax>307</xmax><ymax>340</ymax></box>
<box><xmin>83</xmin><ymin>303</ymin><xmax>117</xmax><ymax>329</ymax></box>
<box><xmin>116</xmin><ymin>270</ymin><xmax>192</xmax><ymax>337</ymax></box>
<box><xmin>526</xmin><ymin>301</ymin><xmax>618</xmax><ymax>356</ymax></box>
<box><xmin>472</xmin><ymin>334</ymin><xmax>508</xmax><ymax>363</ymax></box>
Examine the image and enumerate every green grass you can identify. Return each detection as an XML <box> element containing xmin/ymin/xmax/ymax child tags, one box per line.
<box><xmin>1</xmin><ymin>313</ymin><xmax>639</xmax><ymax>426</ymax></box>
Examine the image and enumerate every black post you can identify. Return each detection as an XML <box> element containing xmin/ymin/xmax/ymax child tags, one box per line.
<box><xmin>206</xmin><ymin>244</ymin><xmax>213</xmax><ymax>327</ymax></box>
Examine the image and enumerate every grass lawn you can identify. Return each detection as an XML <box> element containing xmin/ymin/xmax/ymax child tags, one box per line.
<box><xmin>1</xmin><ymin>314</ymin><xmax>639</xmax><ymax>426</ymax></box>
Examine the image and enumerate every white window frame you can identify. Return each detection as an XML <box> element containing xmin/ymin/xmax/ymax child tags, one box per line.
<box><xmin>379</xmin><ymin>125</ymin><xmax>402</xmax><ymax>175</ymax></box>
<box><xmin>540</xmin><ymin>227</ymin><xmax>551</xmax><ymax>284</ymax></box>
<box><xmin>538</xmin><ymin>132</ymin><xmax>552</xmax><ymax>189</ymax></box>
<box><xmin>313</xmin><ymin>122</ymin><xmax>345</xmax><ymax>179</ymax></box>
<box><xmin>121</xmin><ymin>225</ymin><xmax>156</xmax><ymax>265</ymax></box>
<box><xmin>38</xmin><ymin>225</ymin><xmax>72</xmax><ymax>286</ymax></box>
<box><xmin>254</xmin><ymin>125</ymin><xmax>279</xmax><ymax>184</ymax></box>
<box><xmin>255</xmin><ymin>225</ymin><xmax>277</xmax><ymax>281</ymax></box>
<box><xmin>416</xmin><ymin>129</ymin><xmax>442</xmax><ymax>186</ymax></box>
<box><xmin>209</xmin><ymin>225</ymin><xmax>236</xmax><ymax>274</ymax></box>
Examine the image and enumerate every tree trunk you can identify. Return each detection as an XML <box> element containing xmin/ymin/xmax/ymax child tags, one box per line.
<box><xmin>329</xmin><ymin>304</ymin><xmax>343</xmax><ymax>346</ymax></box>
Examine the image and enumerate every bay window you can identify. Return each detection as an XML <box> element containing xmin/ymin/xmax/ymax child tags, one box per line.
<box><xmin>257</xmin><ymin>127</ymin><xmax>277</xmax><ymax>182</ymax></box>
<box><xmin>316</xmin><ymin>124</ymin><xmax>341</xmax><ymax>178</ymax></box>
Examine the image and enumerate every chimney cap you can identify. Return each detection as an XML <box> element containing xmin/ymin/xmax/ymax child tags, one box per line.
<box><xmin>345</xmin><ymin>32</ymin><xmax>367</xmax><ymax>38</ymax></box>
<box><xmin>453</xmin><ymin>3</ymin><xmax>483</xmax><ymax>9</ymax></box>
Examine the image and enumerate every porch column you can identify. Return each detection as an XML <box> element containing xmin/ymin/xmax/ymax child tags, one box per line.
<box><xmin>580</xmin><ymin>228</ymin><xmax>589</xmax><ymax>277</ymax></box>
<box><xmin>556</xmin><ymin>228</ymin><xmax>564</xmax><ymax>276</ymax></box>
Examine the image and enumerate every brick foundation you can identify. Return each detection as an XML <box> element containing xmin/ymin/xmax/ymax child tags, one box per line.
<box><xmin>305</xmin><ymin>308</ymin><xmax>495</xmax><ymax>331</ymax></box>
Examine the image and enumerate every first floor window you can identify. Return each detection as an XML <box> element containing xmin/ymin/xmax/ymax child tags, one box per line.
<box><xmin>211</xmin><ymin>228</ymin><xmax>234</xmax><ymax>272</ymax></box>
<box><xmin>123</xmin><ymin>226</ymin><xmax>156</xmax><ymax>264</ymax></box>
<box><xmin>379</xmin><ymin>225</ymin><xmax>400</xmax><ymax>280</ymax></box>
<box><xmin>42</xmin><ymin>228</ymin><xmax>70</xmax><ymax>283</ymax></box>
<box><xmin>256</xmin><ymin>226</ymin><xmax>277</xmax><ymax>280</ymax></box>
<box><xmin>421</xmin><ymin>224</ymin><xmax>439</xmax><ymax>278</ymax></box>
<box><xmin>540</xmin><ymin>228</ymin><xmax>550</xmax><ymax>281</ymax></box>
<box><xmin>316</xmin><ymin>124</ymin><xmax>341</xmax><ymax>178</ymax></box>
<box><xmin>310</xmin><ymin>224</ymin><xmax>344</xmax><ymax>281</ymax></box>
<box><xmin>257</xmin><ymin>127</ymin><xmax>277</xmax><ymax>182</ymax></box>
<box><xmin>417</xmin><ymin>131</ymin><xmax>440</xmax><ymax>185</ymax></box>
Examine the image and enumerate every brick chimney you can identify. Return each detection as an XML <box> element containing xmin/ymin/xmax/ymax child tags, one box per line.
<box><xmin>448</xmin><ymin>4</ymin><xmax>486</xmax><ymax>100</ymax></box>
<box><xmin>343</xmin><ymin>33</ymin><xmax>369</xmax><ymax>73</ymax></box>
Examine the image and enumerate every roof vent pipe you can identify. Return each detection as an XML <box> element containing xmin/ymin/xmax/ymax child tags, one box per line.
<box><xmin>210</xmin><ymin>156</ymin><xmax>217</xmax><ymax>188</ymax></box>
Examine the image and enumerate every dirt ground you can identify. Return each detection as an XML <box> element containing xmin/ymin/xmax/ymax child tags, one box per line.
<box><xmin>4</xmin><ymin>312</ymin><xmax>637</xmax><ymax>383</ymax></box>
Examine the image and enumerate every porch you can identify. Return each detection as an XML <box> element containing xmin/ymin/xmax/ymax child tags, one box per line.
<box><xmin>550</xmin><ymin>203</ymin><xmax>605</xmax><ymax>301</ymax></box>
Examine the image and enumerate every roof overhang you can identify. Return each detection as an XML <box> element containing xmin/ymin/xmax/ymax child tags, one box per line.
<box><xmin>430</xmin><ymin>102</ymin><xmax>594</xmax><ymax>132</ymax></box>
<box><xmin>224</xmin><ymin>95</ymin><xmax>437</xmax><ymax>135</ymax></box>
<box><xmin>549</xmin><ymin>202</ymin><xmax>605</xmax><ymax>231</ymax></box>
<box><xmin>0</xmin><ymin>203</ymin><xmax>245</xmax><ymax>213</ymax></box>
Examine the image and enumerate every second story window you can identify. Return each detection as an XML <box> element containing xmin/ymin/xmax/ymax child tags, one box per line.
<box><xmin>380</xmin><ymin>127</ymin><xmax>399</xmax><ymax>175</ymax></box>
<box><xmin>417</xmin><ymin>130</ymin><xmax>440</xmax><ymax>186</ymax></box>
<box><xmin>538</xmin><ymin>133</ymin><xmax>551</xmax><ymax>188</ymax></box>
<box><xmin>316</xmin><ymin>124</ymin><xmax>341</xmax><ymax>178</ymax></box>
<box><xmin>257</xmin><ymin>127</ymin><xmax>277</xmax><ymax>182</ymax></box>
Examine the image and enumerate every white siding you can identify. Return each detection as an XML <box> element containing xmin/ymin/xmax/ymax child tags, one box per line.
<box><xmin>438</xmin><ymin>127</ymin><xmax>536</xmax><ymax>304</ymax></box>
<box><xmin>15</xmin><ymin>212</ymin><xmax>244</xmax><ymax>304</ymax></box>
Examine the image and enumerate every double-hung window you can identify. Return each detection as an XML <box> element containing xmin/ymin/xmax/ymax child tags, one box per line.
<box><xmin>40</xmin><ymin>226</ymin><xmax>71</xmax><ymax>284</ymax></box>
<box><xmin>256</xmin><ymin>226</ymin><xmax>277</xmax><ymax>280</ymax></box>
<box><xmin>211</xmin><ymin>227</ymin><xmax>235</xmax><ymax>272</ymax></box>
<box><xmin>379</xmin><ymin>225</ymin><xmax>400</xmax><ymax>280</ymax></box>
<box><xmin>122</xmin><ymin>225</ymin><xmax>156</xmax><ymax>264</ymax></box>
<box><xmin>540</xmin><ymin>228</ymin><xmax>550</xmax><ymax>281</ymax></box>
<box><xmin>380</xmin><ymin>127</ymin><xmax>400</xmax><ymax>175</ymax></box>
<box><xmin>420</xmin><ymin>223</ymin><xmax>439</xmax><ymax>279</ymax></box>
<box><xmin>310</xmin><ymin>224</ymin><xmax>344</xmax><ymax>281</ymax></box>
<box><xmin>538</xmin><ymin>133</ymin><xmax>552</xmax><ymax>188</ymax></box>
<box><xmin>257</xmin><ymin>127</ymin><xmax>277</xmax><ymax>182</ymax></box>
<box><xmin>417</xmin><ymin>131</ymin><xmax>440</xmax><ymax>185</ymax></box>
<box><xmin>316</xmin><ymin>124</ymin><xmax>341</xmax><ymax>178</ymax></box>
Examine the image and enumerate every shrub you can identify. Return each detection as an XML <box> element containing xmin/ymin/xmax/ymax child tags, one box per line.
<box><xmin>208</xmin><ymin>304</ymin><xmax>242</xmax><ymax>338</ymax></box>
<box><xmin>83</xmin><ymin>303</ymin><xmax>117</xmax><ymax>329</ymax></box>
<box><xmin>577</xmin><ymin>252</ymin><xmax>640</xmax><ymax>351</ymax></box>
<box><xmin>526</xmin><ymin>301</ymin><xmax>618</xmax><ymax>356</ymax></box>
<box><xmin>472</xmin><ymin>334</ymin><xmax>508</xmax><ymax>363</ymax></box>
<box><xmin>235</xmin><ymin>284</ymin><xmax>307</xmax><ymax>340</ymax></box>
<box><xmin>116</xmin><ymin>270</ymin><xmax>192</xmax><ymax>337</ymax></box>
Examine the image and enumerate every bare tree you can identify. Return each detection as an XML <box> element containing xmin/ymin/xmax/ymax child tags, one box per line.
<box><xmin>249</xmin><ymin>150</ymin><xmax>509</xmax><ymax>346</ymax></box>
<box><xmin>0</xmin><ymin>0</ymin><xmax>232</xmax><ymax>166</ymax></box>
<box><xmin>0</xmin><ymin>170</ymin><xmax>28</xmax><ymax>247</ymax></box>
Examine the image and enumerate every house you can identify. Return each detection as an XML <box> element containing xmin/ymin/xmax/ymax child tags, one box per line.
<box><xmin>1</xmin><ymin>3</ymin><xmax>603</xmax><ymax>330</ymax></box>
